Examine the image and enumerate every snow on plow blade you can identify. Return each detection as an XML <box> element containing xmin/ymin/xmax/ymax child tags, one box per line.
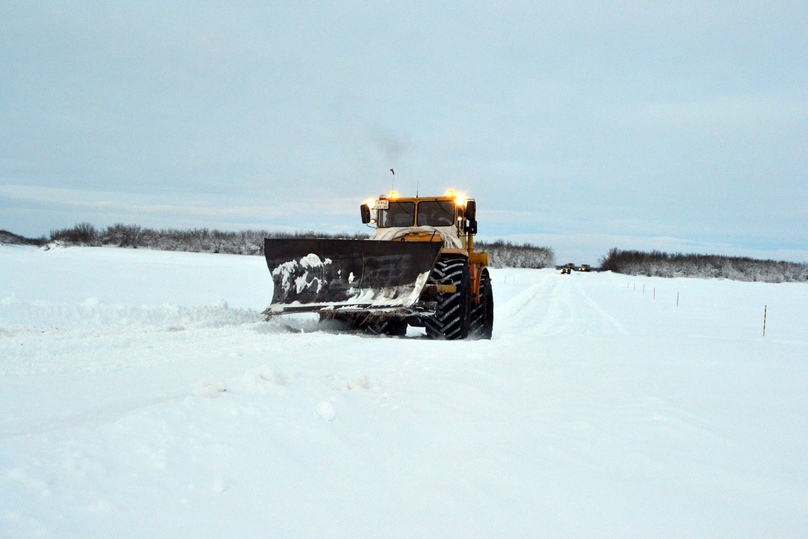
<box><xmin>263</xmin><ymin>239</ymin><xmax>443</xmax><ymax>316</ymax></box>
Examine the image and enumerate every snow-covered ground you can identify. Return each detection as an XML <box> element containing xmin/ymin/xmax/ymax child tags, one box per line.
<box><xmin>1</xmin><ymin>245</ymin><xmax>807</xmax><ymax>538</ymax></box>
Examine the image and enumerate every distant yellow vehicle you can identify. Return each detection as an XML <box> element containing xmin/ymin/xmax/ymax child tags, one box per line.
<box><xmin>560</xmin><ymin>263</ymin><xmax>591</xmax><ymax>274</ymax></box>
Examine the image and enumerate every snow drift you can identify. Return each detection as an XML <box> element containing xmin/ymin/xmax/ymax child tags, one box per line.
<box><xmin>1</xmin><ymin>245</ymin><xmax>806</xmax><ymax>538</ymax></box>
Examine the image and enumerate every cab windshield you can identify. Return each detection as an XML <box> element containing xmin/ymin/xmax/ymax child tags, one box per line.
<box><xmin>377</xmin><ymin>201</ymin><xmax>415</xmax><ymax>228</ymax></box>
<box><xmin>416</xmin><ymin>200</ymin><xmax>455</xmax><ymax>227</ymax></box>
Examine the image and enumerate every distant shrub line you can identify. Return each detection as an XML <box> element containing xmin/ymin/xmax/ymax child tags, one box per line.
<box><xmin>0</xmin><ymin>230</ymin><xmax>47</xmax><ymax>246</ymax></box>
<box><xmin>600</xmin><ymin>248</ymin><xmax>808</xmax><ymax>283</ymax></box>
<box><xmin>33</xmin><ymin>223</ymin><xmax>557</xmax><ymax>269</ymax></box>
<box><xmin>6</xmin><ymin>224</ymin><xmax>803</xmax><ymax>280</ymax></box>
<box><xmin>45</xmin><ymin>223</ymin><xmax>367</xmax><ymax>255</ymax></box>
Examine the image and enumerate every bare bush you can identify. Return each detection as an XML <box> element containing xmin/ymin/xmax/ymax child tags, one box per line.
<box><xmin>50</xmin><ymin>223</ymin><xmax>99</xmax><ymax>246</ymax></box>
<box><xmin>104</xmin><ymin>224</ymin><xmax>142</xmax><ymax>248</ymax></box>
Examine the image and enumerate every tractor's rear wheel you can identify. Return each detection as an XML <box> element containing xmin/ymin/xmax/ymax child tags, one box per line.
<box><xmin>470</xmin><ymin>268</ymin><xmax>493</xmax><ymax>339</ymax></box>
<box><xmin>425</xmin><ymin>257</ymin><xmax>470</xmax><ymax>340</ymax></box>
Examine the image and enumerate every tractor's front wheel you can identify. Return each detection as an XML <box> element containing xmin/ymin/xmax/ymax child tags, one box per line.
<box><xmin>425</xmin><ymin>257</ymin><xmax>470</xmax><ymax>340</ymax></box>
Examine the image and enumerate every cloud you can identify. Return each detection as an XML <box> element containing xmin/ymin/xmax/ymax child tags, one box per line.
<box><xmin>631</xmin><ymin>95</ymin><xmax>808</xmax><ymax>131</ymax></box>
<box><xmin>0</xmin><ymin>184</ymin><xmax>359</xmax><ymax>227</ymax></box>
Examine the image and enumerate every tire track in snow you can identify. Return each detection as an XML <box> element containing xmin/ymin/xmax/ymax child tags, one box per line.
<box><xmin>494</xmin><ymin>271</ymin><xmax>559</xmax><ymax>336</ymax></box>
<box><xmin>1</xmin><ymin>392</ymin><xmax>188</xmax><ymax>438</ymax></box>
<box><xmin>577</xmin><ymin>283</ymin><xmax>628</xmax><ymax>335</ymax></box>
<box><xmin>495</xmin><ymin>271</ymin><xmax>627</xmax><ymax>337</ymax></box>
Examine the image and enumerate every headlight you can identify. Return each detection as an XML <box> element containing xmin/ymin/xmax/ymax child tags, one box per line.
<box><xmin>445</xmin><ymin>188</ymin><xmax>466</xmax><ymax>207</ymax></box>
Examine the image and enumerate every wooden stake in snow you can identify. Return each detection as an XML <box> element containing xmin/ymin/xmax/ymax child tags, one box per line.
<box><xmin>676</xmin><ymin>292</ymin><xmax>680</xmax><ymax>307</ymax></box>
<box><xmin>763</xmin><ymin>305</ymin><xmax>767</xmax><ymax>337</ymax></box>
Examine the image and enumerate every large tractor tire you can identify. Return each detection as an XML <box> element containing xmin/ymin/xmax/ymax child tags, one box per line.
<box><xmin>425</xmin><ymin>257</ymin><xmax>470</xmax><ymax>340</ymax></box>
<box><xmin>470</xmin><ymin>268</ymin><xmax>493</xmax><ymax>339</ymax></box>
<box><xmin>364</xmin><ymin>316</ymin><xmax>408</xmax><ymax>337</ymax></box>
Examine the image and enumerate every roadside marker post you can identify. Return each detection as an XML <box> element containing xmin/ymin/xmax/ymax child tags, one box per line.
<box><xmin>763</xmin><ymin>305</ymin><xmax>767</xmax><ymax>337</ymax></box>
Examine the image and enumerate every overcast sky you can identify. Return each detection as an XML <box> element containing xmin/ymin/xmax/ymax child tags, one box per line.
<box><xmin>2</xmin><ymin>1</ymin><xmax>806</xmax><ymax>263</ymax></box>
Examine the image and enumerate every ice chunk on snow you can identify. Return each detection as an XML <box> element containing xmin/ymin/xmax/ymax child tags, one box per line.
<box><xmin>316</xmin><ymin>401</ymin><xmax>336</xmax><ymax>421</ymax></box>
<box><xmin>211</xmin><ymin>477</ymin><xmax>228</xmax><ymax>493</ymax></box>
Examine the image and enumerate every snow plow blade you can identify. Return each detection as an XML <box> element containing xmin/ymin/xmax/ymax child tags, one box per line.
<box><xmin>263</xmin><ymin>239</ymin><xmax>442</xmax><ymax>316</ymax></box>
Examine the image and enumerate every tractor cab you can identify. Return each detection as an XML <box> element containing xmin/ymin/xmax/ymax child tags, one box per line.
<box><xmin>361</xmin><ymin>190</ymin><xmax>478</xmax><ymax>249</ymax></box>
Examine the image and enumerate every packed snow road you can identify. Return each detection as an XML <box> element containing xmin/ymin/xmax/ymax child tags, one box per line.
<box><xmin>1</xmin><ymin>246</ymin><xmax>807</xmax><ymax>538</ymax></box>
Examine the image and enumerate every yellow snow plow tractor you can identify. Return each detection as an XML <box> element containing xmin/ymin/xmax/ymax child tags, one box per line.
<box><xmin>262</xmin><ymin>190</ymin><xmax>493</xmax><ymax>339</ymax></box>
